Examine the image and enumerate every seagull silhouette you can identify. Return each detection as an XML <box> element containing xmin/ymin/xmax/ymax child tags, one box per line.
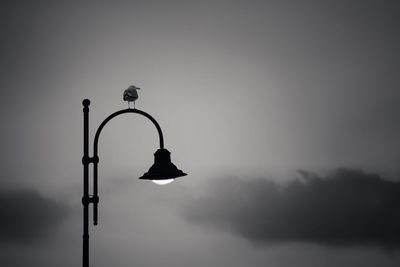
<box><xmin>123</xmin><ymin>85</ymin><xmax>140</xmax><ymax>109</ymax></box>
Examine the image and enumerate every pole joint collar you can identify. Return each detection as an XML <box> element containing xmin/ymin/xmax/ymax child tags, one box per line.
<box><xmin>82</xmin><ymin>156</ymin><xmax>99</xmax><ymax>165</ymax></box>
<box><xmin>82</xmin><ymin>196</ymin><xmax>99</xmax><ymax>205</ymax></box>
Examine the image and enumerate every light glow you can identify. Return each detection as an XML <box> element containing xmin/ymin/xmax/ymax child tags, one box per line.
<box><xmin>151</xmin><ymin>179</ymin><xmax>174</xmax><ymax>185</ymax></box>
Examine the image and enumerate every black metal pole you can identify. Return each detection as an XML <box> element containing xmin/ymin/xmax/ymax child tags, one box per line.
<box><xmin>81</xmin><ymin>100</ymin><xmax>166</xmax><ymax>267</ymax></box>
<box><xmin>82</xmin><ymin>99</ymin><xmax>90</xmax><ymax>267</ymax></box>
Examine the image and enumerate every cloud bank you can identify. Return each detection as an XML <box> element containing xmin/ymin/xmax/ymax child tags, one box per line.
<box><xmin>0</xmin><ymin>187</ymin><xmax>69</xmax><ymax>244</ymax></box>
<box><xmin>182</xmin><ymin>169</ymin><xmax>400</xmax><ymax>248</ymax></box>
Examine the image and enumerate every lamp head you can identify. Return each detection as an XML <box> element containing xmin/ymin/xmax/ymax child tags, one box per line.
<box><xmin>139</xmin><ymin>148</ymin><xmax>187</xmax><ymax>185</ymax></box>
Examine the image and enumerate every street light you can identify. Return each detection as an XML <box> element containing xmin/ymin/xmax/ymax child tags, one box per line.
<box><xmin>81</xmin><ymin>96</ymin><xmax>186</xmax><ymax>267</ymax></box>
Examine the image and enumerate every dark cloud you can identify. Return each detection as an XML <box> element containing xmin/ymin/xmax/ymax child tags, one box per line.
<box><xmin>0</xmin><ymin>187</ymin><xmax>69</xmax><ymax>244</ymax></box>
<box><xmin>182</xmin><ymin>169</ymin><xmax>400</xmax><ymax>248</ymax></box>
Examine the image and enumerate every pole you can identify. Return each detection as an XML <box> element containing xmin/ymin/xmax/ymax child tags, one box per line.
<box><xmin>81</xmin><ymin>100</ymin><xmax>167</xmax><ymax>267</ymax></box>
<box><xmin>82</xmin><ymin>99</ymin><xmax>90</xmax><ymax>267</ymax></box>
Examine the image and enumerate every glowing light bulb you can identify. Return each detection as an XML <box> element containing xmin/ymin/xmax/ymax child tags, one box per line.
<box><xmin>151</xmin><ymin>179</ymin><xmax>174</xmax><ymax>185</ymax></box>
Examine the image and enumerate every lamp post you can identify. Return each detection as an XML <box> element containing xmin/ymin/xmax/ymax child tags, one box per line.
<box><xmin>81</xmin><ymin>97</ymin><xmax>186</xmax><ymax>267</ymax></box>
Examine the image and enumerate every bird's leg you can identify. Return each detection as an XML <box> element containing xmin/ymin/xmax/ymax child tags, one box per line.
<box><xmin>133</xmin><ymin>101</ymin><xmax>136</xmax><ymax>109</ymax></box>
<box><xmin>128</xmin><ymin>102</ymin><xmax>131</xmax><ymax>109</ymax></box>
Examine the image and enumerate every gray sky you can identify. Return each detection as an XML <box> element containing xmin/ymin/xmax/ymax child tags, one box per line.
<box><xmin>1</xmin><ymin>1</ymin><xmax>400</xmax><ymax>266</ymax></box>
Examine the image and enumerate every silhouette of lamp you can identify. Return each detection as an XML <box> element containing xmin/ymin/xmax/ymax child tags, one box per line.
<box><xmin>81</xmin><ymin>98</ymin><xmax>186</xmax><ymax>267</ymax></box>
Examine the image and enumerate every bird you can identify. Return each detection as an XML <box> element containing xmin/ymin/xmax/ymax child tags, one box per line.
<box><xmin>123</xmin><ymin>85</ymin><xmax>140</xmax><ymax>109</ymax></box>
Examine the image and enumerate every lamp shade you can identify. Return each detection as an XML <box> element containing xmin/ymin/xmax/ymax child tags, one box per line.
<box><xmin>139</xmin><ymin>148</ymin><xmax>187</xmax><ymax>180</ymax></box>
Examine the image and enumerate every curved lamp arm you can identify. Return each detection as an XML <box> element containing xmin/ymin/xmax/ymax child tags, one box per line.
<box><xmin>93</xmin><ymin>108</ymin><xmax>164</xmax><ymax>156</ymax></box>
<box><xmin>92</xmin><ymin>108</ymin><xmax>165</xmax><ymax>225</ymax></box>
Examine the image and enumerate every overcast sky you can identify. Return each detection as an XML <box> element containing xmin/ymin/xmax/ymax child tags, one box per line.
<box><xmin>1</xmin><ymin>1</ymin><xmax>400</xmax><ymax>266</ymax></box>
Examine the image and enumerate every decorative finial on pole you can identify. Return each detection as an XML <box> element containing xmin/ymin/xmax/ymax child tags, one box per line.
<box><xmin>123</xmin><ymin>85</ymin><xmax>140</xmax><ymax>109</ymax></box>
